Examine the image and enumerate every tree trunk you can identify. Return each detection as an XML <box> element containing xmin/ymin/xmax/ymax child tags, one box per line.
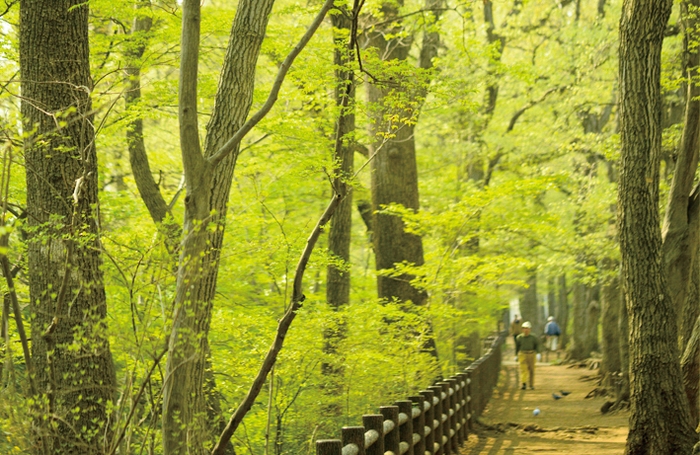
<box><xmin>618</xmin><ymin>277</ymin><xmax>630</xmax><ymax>404</ymax></box>
<box><xmin>547</xmin><ymin>276</ymin><xmax>556</xmax><ymax>320</ymax></box>
<box><xmin>20</xmin><ymin>1</ymin><xmax>116</xmax><ymax>453</ymax></box>
<box><xmin>681</xmin><ymin>314</ymin><xmax>700</xmax><ymax>430</ymax></box>
<box><xmin>519</xmin><ymin>271</ymin><xmax>539</xmax><ymax>333</ymax></box>
<box><xmin>661</xmin><ymin>0</ymin><xmax>700</xmax><ymax>342</ymax></box>
<box><xmin>618</xmin><ymin>0</ymin><xmax>696</xmax><ymax>451</ymax></box>
<box><xmin>366</xmin><ymin>0</ymin><xmax>442</xmax><ymax>355</ymax></box>
<box><xmin>320</xmin><ymin>5</ymin><xmax>357</xmax><ymax>419</ymax></box>
<box><xmin>326</xmin><ymin>8</ymin><xmax>355</xmax><ymax>310</ymax></box>
<box><xmin>557</xmin><ymin>274</ymin><xmax>569</xmax><ymax>349</ymax></box>
<box><xmin>569</xmin><ymin>281</ymin><xmax>588</xmax><ymax>360</ymax></box>
<box><xmin>600</xmin><ymin>272</ymin><xmax>621</xmax><ymax>382</ymax></box>
<box><xmin>162</xmin><ymin>1</ymin><xmax>275</xmax><ymax>453</ymax></box>
<box><xmin>368</xmin><ymin>2</ymin><xmax>423</xmax><ymax>307</ymax></box>
<box><xmin>584</xmin><ymin>299</ymin><xmax>600</xmax><ymax>356</ymax></box>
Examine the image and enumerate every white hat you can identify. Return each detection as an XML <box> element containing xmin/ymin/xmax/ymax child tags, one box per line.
<box><xmin>547</xmin><ymin>316</ymin><xmax>554</xmax><ymax>321</ymax></box>
<box><xmin>522</xmin><ymin>321</ymin><xmax>532</xmax><ymax>328</ymax></box>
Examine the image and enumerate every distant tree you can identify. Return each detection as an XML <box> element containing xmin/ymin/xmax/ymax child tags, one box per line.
<box><xmin>366</xmin><ymin>0</ymin><xmax>441</xmax><ymax>309</ymax></box>
<box><xmin>618</xmin><ymin>0</ymin><xmax>697</xmax><ymax>452</ymax></box>
<box><xmin>20</xmin><ymin>1</ymin><xmax>116</xmax><ymax>453</ymax></box>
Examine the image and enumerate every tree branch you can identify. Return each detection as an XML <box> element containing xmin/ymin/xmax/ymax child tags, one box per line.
<box><xmin>207</xmin><ymin>0</ymin><xmax>335</xmax><ymax>167</ymax></box>
<box><xmin>506</xmin><ymin>85</ymin><xmax>566</xmax><ymax>133</ymax></box>
<box><xmin>211</xmin><ymin>189</ymin><xmax>346</xmax><ymax>455</ymax></box>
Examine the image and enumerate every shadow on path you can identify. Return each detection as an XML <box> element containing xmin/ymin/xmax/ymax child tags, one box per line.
<box><xmin>460</xmin><ymin>340</ymin><xmax>628</xmax><ymax>454</ymax></box>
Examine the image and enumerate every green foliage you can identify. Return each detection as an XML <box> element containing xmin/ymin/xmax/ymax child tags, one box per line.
<box><xmin>2</xmin><ymin>0</ymin><xmax>669</xmax><ymax>452</ymax></box>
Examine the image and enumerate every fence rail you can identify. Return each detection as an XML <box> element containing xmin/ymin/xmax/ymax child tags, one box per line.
<box><xmin>316</xmin><ymin>330</ymin><xmax>507</xmax><ymax>455</ymax></box>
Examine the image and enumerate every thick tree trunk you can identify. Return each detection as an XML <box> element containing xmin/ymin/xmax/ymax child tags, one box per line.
<box><xmin>600</xmin><ymin>272</ymin><xmax>621</xmax><ymax>382</ymax></box>
<box><xmin>547</xmin><ymin>276</ymin><xmax>556</xmax><ymax>320</ymax></box>
<box><xmin>20</xmin><ymin>1</ymin><xmax>116</xmax><ymax>453</ymax></box>
<box><xmin>368</xmin><ymin>2</ymin><xmax>424</xmax><ymax>307</ymax></box>
<box><xmin>618</xmin><ymin>0</ymin><xmax>696</xmax><ymax>452</ymax></box>
<box><xmin>367</xmin><ymin>0</ymin><xmax>442</xmax><ymax>356</ymax></box>
<box><xmin>569</xmin><ymin>282</ymin><xmax>588</xmax><ymax>360</ymax></box>
<box><xmin>519</xmin><ymin>271</ymin><xmax>539</xmax><ymax>333</ymax></box>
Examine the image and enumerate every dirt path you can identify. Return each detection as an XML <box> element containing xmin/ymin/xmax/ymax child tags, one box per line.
<box><xmin>460</xmin><ymin>342</ymin><xmax>628</xmax><ymax>454</ymax></box>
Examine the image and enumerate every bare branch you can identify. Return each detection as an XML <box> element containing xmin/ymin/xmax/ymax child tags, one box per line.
<box><xmin>208</xmin><ymin>0</ymin><xmax>335</xmax><ymax>167</ymax></box>
<box><xmin>211</xmin><ymin>188</ymin><xmax>345</xmax><ymax>455</ymax></box>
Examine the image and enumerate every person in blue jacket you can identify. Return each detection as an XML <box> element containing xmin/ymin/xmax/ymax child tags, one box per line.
<box><xmin>544</xmin><ymin>316</ymin><xmax>561</xmax><ymax>360</ymax></box>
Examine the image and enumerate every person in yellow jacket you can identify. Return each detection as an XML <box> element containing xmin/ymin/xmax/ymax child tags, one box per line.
<box><xmin>515</xmin><ymin>321</ymin><xmax>541</xmax><ymax>390</ymax></box>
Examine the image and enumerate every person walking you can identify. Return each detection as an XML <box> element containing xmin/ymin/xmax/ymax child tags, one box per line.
<box><xmin>515</xmin><ymin>321</ymin><xmax>541</xmax><ymax>390</ymax></box>
<box><xmin>544</xmin><ymin>316</ymin><xmax>561</xmax><ymax>361</ymax></box>
<box><xmin>510</xmin><ymin>315</ymin><xmax>522</xmax><ymax>347</ymax></box>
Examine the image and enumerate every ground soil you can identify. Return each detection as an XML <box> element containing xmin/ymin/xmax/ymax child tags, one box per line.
<box><xmin>459</xmin><ymin>342</ymin><xmax>629</xmax><ymax>454</ymax></box>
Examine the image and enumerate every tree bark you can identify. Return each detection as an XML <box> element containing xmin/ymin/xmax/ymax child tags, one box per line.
<box><xmin>661</xmin><ymin>0</ymin><xmax>700</xmax><ymax>341</ymax></box>
<box><xmin>600</xmin><ymin>271</ymin><xmax>621</xmax><ymax>382</ymax></box>
<box><xmin>162</xmin><ymin>1</ymin><xmax>275</xmax><ymax>453</ymax></box>
<box><xmin>584</xmin><ymin>299</ymin><xmax>600</xmax><ymax>356</ymax></box>
<box><xmin>366</xmin><ymin>0</ymin><xmax>443</xmax><ymax>356</ymax></box>
<box><xmin>519</xmin><ymin>271</ymin><xmax>539</xmax><ymax>333</ymax></box>
<box><xmin>569</xmin><ymin>281</ymin><xmax>587</xmax><ymax>360</ymax></box>
<box><xmin>326</xmin><ymin>7</ymin><xmax>355</xmax><ymax>310</ymax></box>
<box><xmin>163</xmin><ymin>0</ymin><xmax>336</xmax><ymax>452</ymax></box>
<box><xmin>681</xmin><ymin>314</ymin><xmax>700</xmax><ymax>429</ymax></box>
<box><xmin>368</xmin><ymin>0</ymin><xmax>426</xmax><ymax>307</ymax></box>
<box><xmin>618</xmin><ymin>0</ymin><xmax>696</xmax><ymax>451</ymax></box>
<box><xmin>20</xmin><ymin>1</ymin><xmax>116</xmax><ymax>453</ymax></box>
<box><xmin>557</xmin><ymin>274</ymin><xmax>569</xmax><ymax>349</ymax></box>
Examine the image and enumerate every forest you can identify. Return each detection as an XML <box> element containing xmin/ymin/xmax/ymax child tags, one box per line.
<box><xmin>1</xmin><ymin>0</ymin><xmax>699</xmax><ymax>454</ymax></box>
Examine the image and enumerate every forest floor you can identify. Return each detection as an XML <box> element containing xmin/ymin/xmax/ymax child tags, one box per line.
<box><xmin>459</xmin><ymin>341</ymin><xmax>629</xmax><ymax>454</ymax></box>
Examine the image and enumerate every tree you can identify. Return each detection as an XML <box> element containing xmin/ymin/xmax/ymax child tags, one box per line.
<box><xmin>19</xmin><ymin>1</ymin><xmax>116</xmax><ymax>453</ymax></box>
<box><xmin>618</xmin><ymin>0</ymin><xmax>697</xmax><ymax>452</ymax></box>
<box><xmin>162</xmin><ymin>0</ymin><xmax>334</xmax><ymax>452</ymax></box>
<box><xmin>366</xmin><ymin>0</ymin><xmax>441</xmax><ymax>313</ymax></box>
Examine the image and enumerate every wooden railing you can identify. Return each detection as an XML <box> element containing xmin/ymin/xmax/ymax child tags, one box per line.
<box><xmin>315</xmin><ymin>330</ymin><xmax>507</xmax><ymax>455</ymax></box>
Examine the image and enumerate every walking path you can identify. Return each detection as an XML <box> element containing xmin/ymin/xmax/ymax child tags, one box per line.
<box><xmin>460</xmin><ymin>342</ymin><xmax>629</xmax><ymax>454</ymax></box>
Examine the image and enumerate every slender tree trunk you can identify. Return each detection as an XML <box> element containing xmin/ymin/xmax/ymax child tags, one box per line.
<box><xmin>557</xmin><ymin>274</ymin><xmax>569</xmax><ymax>349</ymax></box>
<box><xmin>681</xmin><ymin>314</ymin><xmax>700</xmax><ymax>429</ymax></box>
<box><xmin>326</xmin><ymin>8</ymin><xmax>355</xmax><ymax>310</ymax></box>
<box><xmin>619</xmin><ymin>0</ymin><xmax>696</xmax><ymax>451</ymax></box>
<box><xmin>20</xmin><ymin>1</ymin><xmax>116</xmax><ymax>453</ymax></box>
<box><xmin>321</xmin><ymin>5</ymin><xmax>357</xmax><ymax>418</ymax></box>
<box><xmin>584</xmin><ymin>295</ymin><xmax>600</xmax><ymax>356</ymax></box>
<box><xmin>547</xmin><ymin>276</ymin><xmax>556</xmax><ymax>320</ymax></box>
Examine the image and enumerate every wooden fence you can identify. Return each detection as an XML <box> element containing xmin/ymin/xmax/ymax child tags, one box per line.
<box><xmin>315</xmin><ymin>330</ymin><xmax>507</xmax><ymax>455</ymax></box>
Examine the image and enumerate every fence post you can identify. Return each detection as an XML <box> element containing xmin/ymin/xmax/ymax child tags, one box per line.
<box><xmin>456</xmin><ymin>373</ymin><xmax>469</xmax><ymax>442</ymax></box>
<box><xmin>428</xmin><ymin>385</ymin><xmax>444</xmax><ymax>455</ymax></box>
<box><xmin>342</xmin><ymin>426</ymin><xmax>366</xmax><ymax>455</ymax></box>
<box><xmin>447</xmin><ymin>378</ymin><xmax>460</xmax><ymax>451</ymax></box>
<box><xmin>363</xmin><ymin>414</ymin><xmax>384</xmax><ymax>455</ymax></box>
<box><xmin>409</xmin><ymin>395</ymin><xmax>426</xmax><ymax>455</ymax></box>
<box><xmin>397</xmin><ymin>400</ymin><xmax>414</xmax><ymax>455</ymax></box>
<box><xmin>438</xmin><ymin>382</ymin><xmax>452</xmax><ymax>455</ymax></box>
<box><xmin>380</xmin><ymin>405</ymin><xmax>400</xmax><ymax>455</ymax></box>
<box><xmin>420</xmin><ymin>389</ymin><xmax>435</xmax><ymax>455</ymax></box>
<box><xmin>316</xmin><ymin>440</ymin><xmax>342</xmax><ymax>455</ymax></box>
<box><xmin>464</xmin><ymin>367</ymin><xmax>474</xmax><ymax>432</ymax></box>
